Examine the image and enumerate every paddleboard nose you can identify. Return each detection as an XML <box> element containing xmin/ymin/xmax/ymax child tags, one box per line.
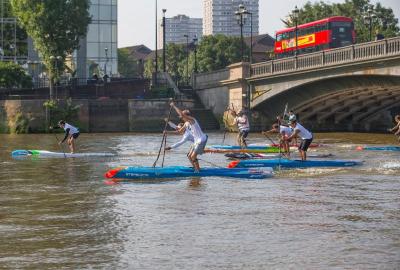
<box><xmin>227</xmin><ymin>160</ymin><xmax>240</xmax><ymax>168</ymax></box>
<box><xmin>105</xmin><ymin>167</ymin><xmax>124</xmax><ymax>178</ymax></box>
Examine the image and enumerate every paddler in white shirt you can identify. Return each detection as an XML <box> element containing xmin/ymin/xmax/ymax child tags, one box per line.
<box><xmin>170</xmin><ymin>102</ymin><xmax>208</xmax><ymax>172</ymax></box>
<box><xmin>164</xmin><ymin>119</ymin><xmax>194</xmax><ymax>150</ymax></box>
<box><xmin>230</xmin><ymin>108</ymin><xmax>250</xmax><ymax>148</ymax></box>
<box><xmin>285</xmin><ymin>115</ymin><xmax>313</xmax><ymax>161</ymax></box>
<box><xmin>57</xmin><ymin>120</ymin><xmax>80</xmax><ymax>153</ymax></box>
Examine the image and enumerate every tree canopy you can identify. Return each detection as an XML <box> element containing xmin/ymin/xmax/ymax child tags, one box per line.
<box><xmin>10</xmin><ymin>0</ymin><xmax>91</xmax><ymax>97</ymax></box>
<box><xmin>283</xmin><ymin>0</ymin><xmax>399</xmax><ymax>43</ymax></box>
<box><xmin>196</xmin><ymin>34</ymin><xmax>249</xmax><ymax>72</ymax></box>
<box><xmin>144</xmin><ymin>35</ymin><xmax>250</xmax><ymax>83</ymax></box>
<box><xmin>0</xmin><ymin>61</ymin><xmax>32</xmax><ymax>89</ymax></box>
<box><xmin>118</xmin><ymin>48</ymin><xmax>140</xmax><ymax>78</ymax></box>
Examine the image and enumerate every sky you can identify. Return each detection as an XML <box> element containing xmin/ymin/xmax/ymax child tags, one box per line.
<box><xmin>118</xmin><ymin>0</ymin><xmax>400</xmax><ymax>49</ymax></box>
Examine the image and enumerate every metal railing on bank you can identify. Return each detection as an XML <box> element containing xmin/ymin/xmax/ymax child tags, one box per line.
<box><xmin>251</xmin><ymin>36</ymin><xmax>400</xmax><ymax>78</ymax></box>
<box><xmin>0</xmin><ymin>77</ymin><xmax>149</xmax><ymax>100</ymax></box>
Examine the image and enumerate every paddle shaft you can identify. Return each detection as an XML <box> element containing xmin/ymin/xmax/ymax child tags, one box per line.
<box><xmin>54</xmin><ymin>133</ymin><xmax>67</xmax><ymax>158</ymax></box>
<box><xmin>153</xmin><ymin>102</ymin><xmax>173</xmax><ymax>167</ymax></box>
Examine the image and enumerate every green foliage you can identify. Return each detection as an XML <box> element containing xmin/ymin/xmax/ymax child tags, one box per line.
<box><xmin>0</xmin><ymin>61</ymin><xmax>32</xmax><ymax>88</ymax></box>
<box><xmin>43</xmin><ymin>98</ymin><xmax>81</xmax><ymax>129</ymax></box>
<box><xmin>118</xmin><ymin>48</ymin><xmax>140</xmax><ymax>77</ymax></box>
<box><xmin>10</xmin><ymin>0</ymin><xmax>91</xmax><ymax>84</ymax></box>
<box><xmin>284</xmin><ymin>0</ymin><xmax>399</xmax><ymax>43</ymax></box>
<box><xmin>143</xmin><ymin>35</ymin><xmax>249</xmax><ymax>84</ymax></box>
<box><xmin>0</xmin><ymin>0</ymin><xmax>28</xmax><ymax>58</ymax></box>
<box><xmin>196</xmin><ymin>34</ymin><xmax>249</xmax><ymax>72</ymax></box>
<box><xmin>10</xmin><ymin>112</ymin><xmax>30</xmax><ymax>134</ymax></box>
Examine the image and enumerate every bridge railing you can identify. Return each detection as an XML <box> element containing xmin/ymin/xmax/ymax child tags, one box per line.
<box><xmin>251</xmin><ymin>36</ymin><xmax>400</xmax><ymax>78</ymax></box>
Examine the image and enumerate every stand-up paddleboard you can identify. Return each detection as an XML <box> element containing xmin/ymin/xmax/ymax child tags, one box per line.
<box><xmin>356</xmin><ymin>146</ymin><xmax>400</xmax><ymax>151</ymax></box>
<box><xmin>12</xmin><ymin>150</ymin><xmax>115</xmax><ymax>158</ymax></box>
<box><xmin>206</xmin><ymin>145</ymin><xmax>280</xmax><ymax>154</ymax></box>
<box><xmin>228</xmin><ymin>159</ymin><xmax>362</xmax><ymax>169</ymax></box>
<box><xmin>105</xmin><ymin>166</ymin><xmax>273</xmax><ymax>180</ymax></box>
<box><xmin>209</xmin><ymin>145</ymin><xmax>280</xmax><ymax>150</ymax></box>
<box><xmin>265</xmin><ymin>143</ymin><xmax>323</xmax><ymax>148</ymax></box>
<box><xmin>225</xmin><ymin>152</ymin><xmax>334</xmax><ymax>160</ymax></box>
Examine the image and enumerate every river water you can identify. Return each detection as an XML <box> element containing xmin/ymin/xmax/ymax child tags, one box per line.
<box><xmin>0</xmin><ymin>132</ymin><xmax>399</xmax><ymax>269</ymax></box>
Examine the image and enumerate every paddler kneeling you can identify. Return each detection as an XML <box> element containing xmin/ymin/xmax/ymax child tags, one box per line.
<box><xmin>163</xmin><ymin>119</ymin><xmax>194</xmax><ymax>150</ymax></box>
<box><xmin>262</xmin><ymin>116</ymin><xmax>294</xmax><ymax>158</ymax></box>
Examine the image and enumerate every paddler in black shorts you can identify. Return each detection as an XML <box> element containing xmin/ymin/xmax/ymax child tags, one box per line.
<box><xmin>57</xmin><ymin>120</ymin><xmax>80</xmax><ymax>153</ymax></box>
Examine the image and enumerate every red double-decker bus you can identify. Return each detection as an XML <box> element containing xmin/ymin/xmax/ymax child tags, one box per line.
<box><xmin>274</xmin><ymin>16</ymin><xmax>356</xmax><ymax>58</ymax></box>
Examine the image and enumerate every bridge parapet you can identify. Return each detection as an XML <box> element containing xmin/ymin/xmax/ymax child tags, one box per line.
<box><xmin>251</xmin><ymin>37</ymin><xmax>400</xmax><ymax>78</ymax></box>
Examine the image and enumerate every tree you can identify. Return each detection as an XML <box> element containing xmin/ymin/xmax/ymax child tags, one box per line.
<box><xmin>143</xmin><ymin>43</ymin><xmax>187</xmax><ymax>84</ymax></box>
<box><xmin>118</xmin><ymin>48</ymin><xmax>139</xmax><ymax>78</ymax></box>
<box><xmin>283</xmin><ymin>0</ymin><xmax>399</xmax><ymax>43</ymax></box>
<box><xmin>0</xmin><ymin>61</ymin><xmax>32</xmax><ymax>88</ymax></box>
<box><xmin>196</xmin><ymin>34</ymin><xmax>249</xmax><ymax>72</ymax></box>
<box><xmin>10</xmin><ymin>0</ymin><xmax>91</xmax><ymax>99</ymax></box>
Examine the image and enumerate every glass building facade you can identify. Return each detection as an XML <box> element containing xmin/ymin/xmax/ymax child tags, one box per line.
<box><xmin>77</xmin><ymin>0</ymin><xmax>118</xmax><ymax>79</ymax></box>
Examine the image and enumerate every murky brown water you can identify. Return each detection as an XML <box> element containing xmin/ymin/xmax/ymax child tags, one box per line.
<box><xmin>1</xmin><ymin>132</ymin><xmax>399</xmax><ymax>269</ymax></box>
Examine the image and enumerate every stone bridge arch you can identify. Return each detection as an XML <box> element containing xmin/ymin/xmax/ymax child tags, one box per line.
<box><xmin>252</xmin><ymin>75</ymin><xmax>400</xmax><ymax>132</ymax></box>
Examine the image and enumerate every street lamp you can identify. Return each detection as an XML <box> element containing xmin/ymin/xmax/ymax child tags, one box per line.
<box><xmin>155</xmin><ymin>0</ymin><xmax>158</xmax><ymax>83</ymax></box>
<box><xmin>193</xmin><ymin>34</ymin><xmax>198</xmax><ymax>73</ymax></box>
<box><xmin>235</xmin><ymin>4</ymin><xmax>248</xmax><ymax>61</ymax></box>
<box><xmin>293</xmin><ymin>5</ymin><xmax>299</xmax><ymax>56</ymax></box>
<box><xmin>162</xmin><ymin>9</ymin><xmax>167</xmax><ymax>72</ymax></box>
<box><xmin>243</xmin><ymin>8</ymin><xmax>253</xmax><ymax>64</ymax></box>
<box><xmin>364</xmin><ymin>5</ymin><xmax>377</xmax><ymax>42</ymax></box>
<box><xmin>183</xmin><ymin>34</ymin><xmax>189</xmax><ymax>85</ymax></box>
<box><xmin>104</xmin><ymin>47</ymin><xmax>109</xmax><ymax>77</ymax></box>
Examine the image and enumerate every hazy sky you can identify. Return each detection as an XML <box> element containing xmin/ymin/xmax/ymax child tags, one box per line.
<box><xmin>118</xmin><ymin>0</ymin><xmax>400</xmax><ymax>49</ymax></box>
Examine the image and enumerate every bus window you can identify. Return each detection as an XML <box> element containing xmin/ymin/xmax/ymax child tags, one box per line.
<box><xmin>329</xmin><ymin>21</ymin><xmax>354</xmax><ymax>48</ymax></box>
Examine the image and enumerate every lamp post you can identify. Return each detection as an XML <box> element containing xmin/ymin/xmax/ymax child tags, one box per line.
<box><xmin>155</xmin><ymin>0</ymin><xmax>158</xmax><ymax>85</ymax></box>
<box><xmin>364</xmin><ymin>5</ymin><xmax>377</xmax><ymax>42</ymax></box>
<box><xmin>293</xmin><ymin>5</ymin><xmax>299</xmax><ymax>56</ymax></box>
<box><xmin>183</xmin><ymin>34</ymin><xmax>189</xmax><ymax>85</ymax></box>
<box><xmin>242</xmin><ymin>9</ymin><xmax>253</xmax><ymax>64</ymax></box>
<box><xmin>235</xmin><ymin>4</ymin><xmax>247</xmax><ymax>61</ymax></box>
<box><xmin>193</xmin><ymin>34</ymin><xmax>198</xmax><ymax>73</ymax></box>
<box><xmin>104</xmin><ymin>47</ymin><xmax>109</xmax><ymax>77</ymax></box>
<box><xmin>162</xmin><ymin>9</ymin><xmax>167</xmax><ymax>72</ymax></box>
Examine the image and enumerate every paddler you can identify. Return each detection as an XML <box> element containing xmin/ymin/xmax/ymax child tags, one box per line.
<box><xmin>170</xmin><ymin>102</ymin><xmax>208</xmax><ymax>172</ymax></box>
<box><xmin>285</xmin><ymin>115</ymin><xmax>313</xmax><ymax>161</ymax></box>
<box><xmin>164</xmin><ymin>119</ymin><xmax>194</xmax><ymax>150</ymax></box>
<box><xmin>229</xmin><ymin>108</ymin><xmax>250</xmax><ymax>148</ymax></box>
<box><xmin>388</xmin><ymin>114</ymin><xmax>400</xmax><ymax>142</ymax></box>
<box><xmin>56</xmin><ymin>120</ymin><xmax>80</xmax><ymax>153</ymax></box>
<box><xmin>262</xmin><ymin>116</ymin><xmax>295</xmax><ymax>157</ymax></box>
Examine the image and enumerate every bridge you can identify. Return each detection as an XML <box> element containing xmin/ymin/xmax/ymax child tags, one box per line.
<box><xmin>194</xmin><ymin>37</ymin><xmax>400</xmax><ymax>132</ymax></box>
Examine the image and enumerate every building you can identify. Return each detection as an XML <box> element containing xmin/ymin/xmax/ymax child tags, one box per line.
<box><xmin>76</xmin><ymin>0</ymin><xmax>118</xmax><ymax>80</ymax></box>
<box><xmin>1</xmin><ymin>0</ymin><xmax>118</xmax><ymax>84</ymax></box>
<box><xmin>158</xmin><ymin>14</ymin><xmax>202</xmax><ymax>48</ymax></box>
<box><xmin>203</xmin><ymin>0</ymin><xmax>259</xmax><ymax>37</ymax></box>
<box><xmin>244</xmin><ymin>33</ymin><xmax>275</xmax><ymax>63</ymax></box>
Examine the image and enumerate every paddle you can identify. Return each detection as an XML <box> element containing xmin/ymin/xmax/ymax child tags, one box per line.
<box><xmin>153</xmin><ymin>98</ymin><xmax>173</xmax><ymax>168</ymax></box>
<box><xmin>51</xmin><ymin>127</ymin><xmax>66</xmax><ymax>158</ymax></box>
<box><xmin>221</xmin><ymin>104</ymin><xmax>232</xmax><ymax>145</ymax></box>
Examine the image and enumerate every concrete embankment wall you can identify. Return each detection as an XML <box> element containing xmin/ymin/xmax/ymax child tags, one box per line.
<box><xmin>0</xmin><ymin>99</ymin><xmax>195</xmax><ymax>133</ymax></box>
<box><xmin>194</xmin><ymin>69</ymin><xmax>230</xmax><ymax>119</ymax></box>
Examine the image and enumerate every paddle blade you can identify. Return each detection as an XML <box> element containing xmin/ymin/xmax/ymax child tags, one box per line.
<box><xmin>355</xmin><ymin>146</ymin><xmax>364</xmax><ymax>151</ymax></box>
